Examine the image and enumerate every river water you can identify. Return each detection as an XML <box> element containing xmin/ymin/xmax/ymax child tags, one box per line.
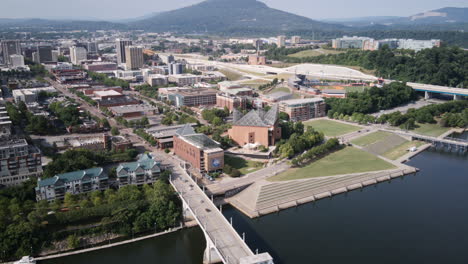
<box><xmin>42</xmin><ymin>147</ymin><xmax>468</xmax><ymax>264</ymax></box>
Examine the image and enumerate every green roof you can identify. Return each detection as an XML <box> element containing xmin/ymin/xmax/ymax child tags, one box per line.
<box><xmin>38</xmin><ymin>167</ymin><xmax>106</xmax><ymax>188</ymax></box>
<box><xmin>117</xmin><ymin>153</ymin><xmax>161</xmax><ymax>174</ymax></box>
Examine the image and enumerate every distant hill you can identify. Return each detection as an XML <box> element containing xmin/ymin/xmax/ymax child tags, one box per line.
<box><xmin>129</xmin><ymin>0</ymin><xmax>346</xmax><ymax>33</ymax></box>
<box><xmin>0</xmin><ymin>18</ymin><xmax>125</xmax><ymax>31</ymax></box>
<box><xmin>325</xmin><ymin>7</ymin><xmax>468</xmax><ymax>28</ymax></box>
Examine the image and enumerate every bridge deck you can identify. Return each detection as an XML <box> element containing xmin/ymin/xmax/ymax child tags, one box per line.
<box><xmin>170</xmin><ymin>164</ymin><xmax>254</xmax><ymax>264</ymax></box>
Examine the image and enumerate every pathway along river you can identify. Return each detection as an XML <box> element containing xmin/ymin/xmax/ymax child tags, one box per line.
<box><xmin>42</xmin><ymin>147</ymin><xmax>468</xmax><ymax>264</ymax></box>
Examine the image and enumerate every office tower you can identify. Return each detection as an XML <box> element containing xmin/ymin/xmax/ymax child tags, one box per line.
<box><xmin>277</xmin><ymin>35</ymin><xmax>286</xmax><ymax>47</ymax></box>
<box><xmin>36</xmin><ymin>45</ymin><xmax>53</xmax><ymax>63</ymax></box>
<box><xmin>10</xmin><ymin>54</ymin><xmax>25</xmax><ymax>68</ymax></box>
<box><xmin>116</xmin><ymin>39</ymin><xmax>132</xmax><ymax>64</ymax></box>
<box><xmin>125</xmin><ymin>46</ymin><xmax>144</xmax><ymax>70</ymax></box>
<box><xmin>69</xmin><ymin>46</ymin><xmax>87</xmax><ymax>65</ymax></box>
<box><xmin>1</xmin><ymin>40</ymin><xmax>21</xmax><ymax>65</ymax></box>
<box><xmin>169</xmin><ymin>62</ymin><xmax>184</xmax><ymax>75</ymax></box>
<box><xmin>51</xmin><ymin>50</ymin><xmax>59</xmax><ymax>62</ymax></box>
<box><xmin>87</xmin><ymin>42</ymin><xmax>99</xmax><ymax>54</ymax></box>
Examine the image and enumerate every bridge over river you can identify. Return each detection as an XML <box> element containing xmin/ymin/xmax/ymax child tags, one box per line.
<box><xmin>169</xmin><ymin>159</ymin><xmax>273</xmax><ymax>264</ymax></box>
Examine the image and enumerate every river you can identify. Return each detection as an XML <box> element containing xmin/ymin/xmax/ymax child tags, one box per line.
<box><xmin>42</xmin><ymin>147</ymin><xmax>468</xmax><ymax>264</ymax></box>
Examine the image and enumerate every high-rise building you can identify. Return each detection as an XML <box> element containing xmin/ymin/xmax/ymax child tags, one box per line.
<box><xmin>277</xmin><ymin>35</ymin><xmax>286</xmax><ymax>47</ymax></box>
<box><xmin>125</xmin><ymin>46</ymin><xmax>144</xmax><ymax>70</ymax></box>
<box><xmin>69</xmin><ymin>46</ymin><xmax>87</xmax><ymax>65</ymax></box>
<box><xmin>169</xmin><ymin>62</ymin><xmax>184</xmax><ymax>75</ymax></box>
<box><xmin>1</xmin><ymin>40</ymin><xmax>21</xmax><ymax>65</ymax></box>
<box><xmin>10</xmin><ymin>54</ymin><xmax>25</xmax><ymax>68</ymax></box>
<box><xmin>87</xmin><ymin>42</ymin><xmax>99</xmax><ymax>54</ymax></box>
<box><xmin>51</xmin><ymin>50</ymin><xmax>59</xmax><ymax>62</ymax></box>
<box><xmin>116</xmin><ymin>39</ymin><xmax>132</xmax><ymax>64</ymax></box>
<box><xmin>291</xmin><ymin>36</ymin><xmax>301</xmax><ymax>44</ymax></box>
<box><xmin>36</xmin><ymin>45</ymin><xmax>53</xmax><ymax>63</ymax></box>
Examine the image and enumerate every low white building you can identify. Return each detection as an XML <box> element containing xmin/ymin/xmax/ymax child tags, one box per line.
<box><xmin>168</xmin><ymin>74</ymin><xmax>201</xmax><ymax>86</ymax></box>
<box><xmin>13</xmin><ymin>87</ymin><xmax>56</xmax><ymax>104</ymax></box>
<box><xmin>147</xmin><ymin>74</ymin><xmax>169</xmax><ymax>86</ymax></box>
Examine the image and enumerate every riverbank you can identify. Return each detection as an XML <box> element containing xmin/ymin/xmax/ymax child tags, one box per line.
<box><xmin>0</xmin><ymin>221</ymin><xmax>199</xmax><ymax>264</ymax></box>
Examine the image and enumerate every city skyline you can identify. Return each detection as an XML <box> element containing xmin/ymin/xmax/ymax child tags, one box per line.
<box><xmin>0</xmin><ymin>0</ymin><xmax>466</xmax><ymax>20</ymax></box>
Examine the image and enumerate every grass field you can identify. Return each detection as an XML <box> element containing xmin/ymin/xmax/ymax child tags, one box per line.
<box><xmin>224</xmin><ymin>155</ymin><xmax>264</xmax><ymax>175</ymax></box>
<box><xmin>351</xmin><ymin>131</ymin><xmax>392</xmax><ymax>147</ymax></box>
<box><xmin>305</xmin><ymin>119</ymin><xmax>361</xmax><ymax>137</ymax></box>
<box><xmin>269</xmin><ymin>147</ymin><xmax>396</xmax><ymax>181</ymax></box>
<box><xmin>287</xmin><ymin>49</ymin><xmax>344</xmax><ymax>58</ymax></box>
<box><xmin>218</xmin><ymin>69</ymin><xmax>243</xmax><ymax>81</ymax></box>
<box><xmin>238</xmin><ymin>79</ymin><xmax>270</xmax><ymax>89</ymax></box>
<box><xmin>345</xmin><ymin>86</ymin><xmax>369</xmax><ymax>93</ymax></box>
<box><xmin>264</xmin><ymin>73</ymin><xmax>293</xmax><ymax>81</ymax></box>
<box><xmin>413</xmin><ymin>123</ymin><xmax>451</xmax><ymax>137</ymax></box>
<box><xmin>383</xmin><ymin>141</ymin><xmax>426</xmax><ymax>160</ymax></box>
<box><xmin>269</xmin><ymin>63</ymin><xmax>299</xmax><ymax>68</ymax></box>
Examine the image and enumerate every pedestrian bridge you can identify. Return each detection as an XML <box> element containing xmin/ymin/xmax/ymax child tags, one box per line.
<box><xmin>382</xmin><ymin>129</ymin><xmax>467</xmax><ymax>153</ymax></box>
<box><xmin>169</xmin><ymin>162</ymin><xmax>273</xmax><ymax>264</ymax></box>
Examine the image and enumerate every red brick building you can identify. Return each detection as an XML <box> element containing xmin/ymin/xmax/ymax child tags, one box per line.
<box><xmin>173</xmin><ymin>125</ymin><xmax>224</xmax><ymax>173</ymax></box>
<box><xmin>228</xmin><ymin>104</ymin><xmax>281</xmax><ymax>147</ymax></box>
<box><xmin>216</xmin><ymin>93</ymin><xmax>247</xmax><ymax>111</ymax></box>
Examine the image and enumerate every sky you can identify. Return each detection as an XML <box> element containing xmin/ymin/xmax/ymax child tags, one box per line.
<box><xmin>1</xmin><ymin>0</ymin><xmax>467</xmax><ymax>20</ymax></box>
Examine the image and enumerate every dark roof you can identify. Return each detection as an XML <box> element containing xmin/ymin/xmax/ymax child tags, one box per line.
<box><xmin>176</xmin><ymin>123</ymin><xmax>196</xmax><ymax>136</ymax></box>
<box><xmin>233</xmin><ymin>104</ymin><xmax>278</xmax><ymax>127</ymax></box>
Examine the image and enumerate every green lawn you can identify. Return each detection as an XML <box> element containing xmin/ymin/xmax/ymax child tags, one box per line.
<box><xmin>305</xmin><ymin>119</ymin><xmax>361</xmax><ymax>137</ymax></box>
<box><xmin>224</xmin><ymin>155</ymin><xmax>264</xmax><ymax>175</ymax></box>
<box><xmin>351</xmin><ymin>131</ymin><xmax>392</xmax><ymax>147</ymax></box>
<box><xmin>345</xmin><ymin>86</ymin><xmax>368</xmax><ymax>93</ymax></box>
<box><xmin>269</xmin><ymin>147</ymin><xmax>396</xmax><ymax>181</ymax></box>
<box><xmin>288</xmin><ymin>49</ymin><xmax>344</xmax><ymax>58</ymax></box>
<box><xmin>412</xmin><ymin>123</ymin><xmax>451</xmax><ymax>137</ymax></box>
<box><xmin>383</xmin><ymin>141</ymin><xmax>426</xmax><ymax>160</ymax></box>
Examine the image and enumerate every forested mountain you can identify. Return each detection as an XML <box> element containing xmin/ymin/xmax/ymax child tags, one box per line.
<box><xmin>129</xmin><ymin>0</ymin><xmax>345</xmax><ymax>33</ymax></box>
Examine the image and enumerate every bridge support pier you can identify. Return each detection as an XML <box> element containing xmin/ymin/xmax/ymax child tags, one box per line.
<box><xmin>182</xmin><ymin>200</ymin><xmax>194</xmax><ymax>221</ymax></box>
<box><xmin>203</xmin><ymin>233</ymin><xmax>222</xmax><ymax>264</ymax></box>
<box><xmin>425</xmin><ymin>91</ymin><xmax>432</xmax><ymax>99</ymax></box>
<box><xmin>453</xmin><ymin>94</ymin><xmax>463</xmax><ymax>100</ymax></box>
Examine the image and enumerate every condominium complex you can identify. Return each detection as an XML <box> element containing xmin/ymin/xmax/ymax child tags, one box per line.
<box><xmin>332</xmin><ymin>36</ymin><xmax>441</xmax><ymax>51</ymax></box>
<box><xmin>116</xmin><ymin>39</ymin><xmax>133</xmax><ymax>64</ymax></box>
<box><xmin>279</xmin><ymin>98</ymin><xmax>326</xmax><ymax>122</ymax></box>
<box><xmin>116</xmin><ymin>154</ymin><xmax>162</xmax><ymax>187</ymax></box>
<box><xmin>0</xmin><ymin>138</ymin><xmax>43</xmax><ymax>187</ymax></box>
<box><xmin>125</xmin><ymin>46</ymin><xmax>144</xmax><ymax>70</ymax></box>
<box><xmin>69</xmin><ymin>46</ymin><xmax>88</xmax><ymax>65</ymax></box>
<box><xmin>228</xmin><ymin>104</ymin><xmax>281</xmax><ymax>147</ymax></box>
<box><xmin>35</xmin><ymin>167</ymin><xmax>108</xmax><ymax>201</ymax></box>
<box><xmin>173</xmin><ymin>124</ymin><xmax>224</xmax><ymax>173</ymax></box>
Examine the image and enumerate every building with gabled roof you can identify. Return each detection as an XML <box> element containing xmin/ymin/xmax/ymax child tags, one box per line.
<box><xmin>35</xmin><ymin>167</ymin><xmax>108</xmax><ymax>201</ymax></box>
<box><xmin>116</xmin><ymin>153</ymin><xmax>161</xmax><ymax>187</ymax></box>
<box><xmin>228</xmin><ymin>104</ymin><xmax>281</xmax><ymax>147</ymax></box>
<box><xmin>173</xmin><ymin>124</ymin><xmax>224</xmax><ymax>172</ymax></box>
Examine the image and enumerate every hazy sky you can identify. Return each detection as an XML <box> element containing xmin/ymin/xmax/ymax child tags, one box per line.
<box><xmin>1</xmin><ymin>0</ymin><xmax>467</xmax><ymax>20</ymax></box>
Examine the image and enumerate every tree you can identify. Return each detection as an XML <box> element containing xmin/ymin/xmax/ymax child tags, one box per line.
<box><xmin>111</xmin><ymin>127</ymin><xmax>120</xmax><ymax>136</ymax></box>
<box><xmin>67</xmin><ymin>234</ymin><xmax>80</xmax><ymax>249</ymax></box>
<box><xmin>64</xmin><ymin>193</ymin><xmax>78</xmax><ymax>208</ymax></box>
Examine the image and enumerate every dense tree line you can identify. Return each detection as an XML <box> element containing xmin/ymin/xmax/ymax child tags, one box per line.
<box><xmin>0</xmin><ymin>179</ymin><xmax>180</xmax><ymax>261</ymax></box>
<box><xmin>270</xmin><ymin>46</ymin><xmax>468</xmax><ymax>87</ymax></box>
<box><xmin>88</xmin><ymin>71</ymin><xmax>130</xmax><ymax>89</ymax></box>
<box><xmin>326</xmin><ymin>82</ymin><xmax>418</xmax><ymax>116</ymax></box>
<box><xmin>43</xmin><ymin>149</ymin><xmax>138</xmax><ymax>179</ymax></box>
<box><xmin>276</xmin><ymin>124</ymin><xmax>325</xmax><ymax>158</ymax></box>
<box><xmin>377</xmin><ymin>100</ymin><xmax>468</xmax><ymax>129</ymax></box>
<box><xmin>5</xmin><ymin>101</ymin><xmax>57</xmax><ymax>135</ymax></box>
<box><xmin>291</xmin><ymin>138</ymin><xmax>342</xmax><ymax>167</ymax></box>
